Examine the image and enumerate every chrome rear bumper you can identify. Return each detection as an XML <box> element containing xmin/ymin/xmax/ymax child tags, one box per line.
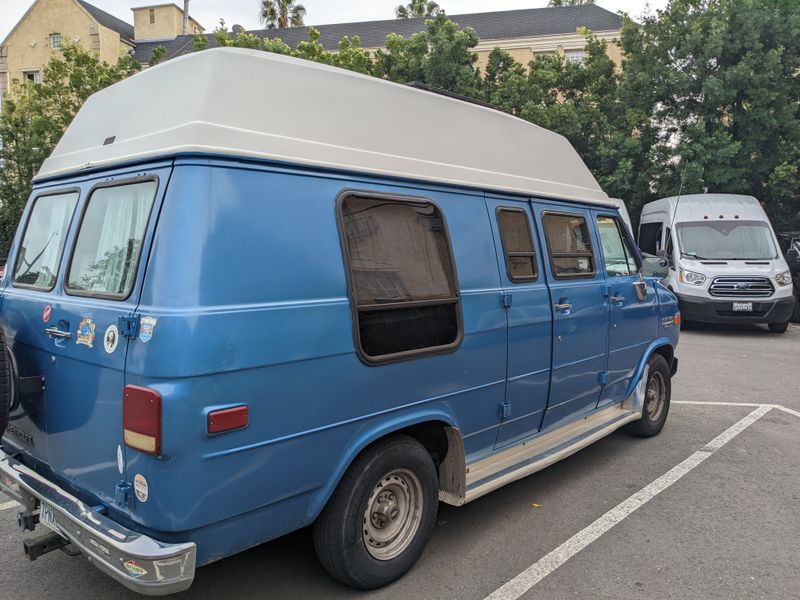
<box><xmin>0</xmin><ymin>451</ymin><xmax>196</xmax><ymax>596</ymax></box>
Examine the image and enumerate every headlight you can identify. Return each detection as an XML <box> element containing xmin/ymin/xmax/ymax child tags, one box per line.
<box><xmin>776</xmin><ymin>270</ymin><xmax>792</xmax><ymax>286</ymax></box>
<box><xmin>680</xmin><ymin>269</ymin><xmax>706</xmax><ymax>285</ymax></box>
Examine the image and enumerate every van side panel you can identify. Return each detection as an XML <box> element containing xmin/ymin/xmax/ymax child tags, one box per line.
<box><xmin>124</xmin><ymin>160</ymin><xmax>508</xmax><ymax>563</ymax></box>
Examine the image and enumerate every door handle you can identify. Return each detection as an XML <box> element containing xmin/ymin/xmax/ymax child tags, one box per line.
<box><xmin>45</xmin><ymin>327</ymin><xmax>72</xmax><ymax>340</ymax></box>
<box><xmin>554</xmin><ymin>303</ymin><xmax>573</xmax><ymax>311</ymax></box>
<box><xmin>610</xmin><ymin>295</ymin><xmax>625</xmax><ymax>304</ymax></box>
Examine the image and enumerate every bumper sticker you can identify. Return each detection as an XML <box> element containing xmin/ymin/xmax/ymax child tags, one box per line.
<box><xmin>123</xmin><ymin>560</ymin><xmax>148</xmax><ymax>578</ymax></box>
<box><xmin>139</xmin><ymin>316</ymin><xmax>157</xmax><ymax>343</ymax></box>
<box><xmin>76</xmin><ymin>317</ymin><xmax>96</xmax><ymax>348</ymax></box>
<box><xmin>134</xmin><ymin>474</ymin><xmax>149</xmax><ymax>503</ymax></box>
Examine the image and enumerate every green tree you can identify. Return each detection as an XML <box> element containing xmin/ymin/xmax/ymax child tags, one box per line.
<box><xmin>260</xmin><ymin>0</ymin><xmax>306</xmax><ymax>29</ymax></box>
<box><xmin>0</xmin><ymin>44</ymin><xmax>140</xmax><ymax>254</ymax></box>
<box><xmin>395</xmin><ymin>1</ymin><xmax>443</xmax><ymax>19</ymax></box>
<box><xmin>620</xmin><ymin>0</ymin><xmax>800</xmax><ymax>228</ymax></box>
<box><xmin>149</xmin><ymin>45</ymin><xmax>166</xmax><ymax>65</ymax></box>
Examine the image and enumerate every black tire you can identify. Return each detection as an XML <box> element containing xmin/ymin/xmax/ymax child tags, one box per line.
<box><xmin>0</xmin><ymin>325</ymin><xmax>11</xmax><ymax>438</ymax></box>
<box><xmin>313</xmin><ymin>434</ymin><xmax>439</xmax><ymax>590</ymax></box>
<box><xmin>768</xmin><ymin>321</ymin><xmax>789</xmax><ymax>334</ymax></box>
<box><xmin>626</xmin><ymin>354</ymin><xmax>671</xmax><ymax>438</ymax></box>
<box><xmin>792</xmin><ymin>296</ymin><xmax>800</xmax><ymax>323</ymax></box>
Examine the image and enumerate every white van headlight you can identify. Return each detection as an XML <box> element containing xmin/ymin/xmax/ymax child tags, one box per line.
<box><xmin>680</xmin><ymin>269</ymin><xmax>706</xmax><ymax>285</ymax></box>
<box><xmin>776</xmin><ymin>270</ymin><xmax>792</xmax><ymax>286</ymax></box>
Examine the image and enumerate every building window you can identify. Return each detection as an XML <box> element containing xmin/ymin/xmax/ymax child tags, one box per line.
<box><xmin>542</xmin><ymin>212</ymin><xmax>595</xmax><ymax>278</ymax></box>
<box><xmin>149</xmin><ymin>9</ymin><xmax>156</xmax><ymax>24</ymax></box>
<box><xmin>49</xmin><ymin>33</ymin><xmax>62</xmax><ymax>49</ymax></box>
<box><xmin>565</xmin><ymin>49</ymin><xmax>586</xmax><ymax>64</ymax></box>
<box><xmin>339</xmin><ymin>193</ymin><xmax>462</xmax><ymax>363</ymax></box>
<box><xmin>497</xmin><ymin>207</ymin><xmax>538</xmax><ymax>282</ymax></box>
<box><xmin>23</xmin><ymin>70</ymin><xmax>41</xmax><ymax>84</ymax></box>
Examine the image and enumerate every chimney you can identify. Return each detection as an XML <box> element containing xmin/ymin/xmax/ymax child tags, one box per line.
<box><xmin>183</xmin><ymin>0</ymin><xmax>190</xmax><ymax>35</ymax></box>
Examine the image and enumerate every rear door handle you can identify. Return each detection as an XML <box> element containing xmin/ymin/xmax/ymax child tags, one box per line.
<box><xmin>610</xmin><ymin>295</ymin><xmax>625</xmax><ymax>304</ymax></box>
<box><xmin>45</xmin><ymin>327</ymin><xmax>72</xmax><ymax>340</ymax></box>
<box><xmin>554</xmin><ymin>303</ymin><xmax>573</xmax><ymax>311</ymax></box>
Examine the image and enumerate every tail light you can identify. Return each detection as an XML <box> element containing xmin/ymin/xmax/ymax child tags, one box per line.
<box><xmin>123</xmin><ymin>385</ymin><xmax>162</xmax><ymax>455</ymax></box>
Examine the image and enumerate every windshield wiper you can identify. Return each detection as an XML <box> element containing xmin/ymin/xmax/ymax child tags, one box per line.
<box><xmin>681</xmin><ymin>252</ymin><xmax>709</xmax><ymax>260</ymax></box>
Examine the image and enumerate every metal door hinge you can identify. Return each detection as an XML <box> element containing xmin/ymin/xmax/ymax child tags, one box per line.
<box><xmin>118</xmin><ymin>315</ymin><xmax>140</xmax><ymax>338</ymax></box>
<box><xmin>115</xmin><ymin>481</ymin><xmax>132</xmax><ymax>508</ymax></box>
<box><xmin>499</xmin><ymin>401</ymin><xmax>512</xmax><ymax>421</ymax></box>
<box><xmin>501</xmin><ymin>292</ymin><xmax>513</xmax><ymax>308</ymax></box>
<box><xmin>598</xmin><ymin>371</ymin><xmax>609</xmax><ymax>385</ymax></box>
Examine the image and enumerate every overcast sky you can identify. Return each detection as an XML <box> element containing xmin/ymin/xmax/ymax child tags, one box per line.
<box><xmin>1</xmin><ymin>1</ymin><xmax>669</xmax><ymax>42</ymax></box>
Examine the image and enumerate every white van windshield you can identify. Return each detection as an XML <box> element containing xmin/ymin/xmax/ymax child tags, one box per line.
<box><xmin>677</xmin><ymin>221</ymin><xmax>777</xmax><ymax>260</ymax></box>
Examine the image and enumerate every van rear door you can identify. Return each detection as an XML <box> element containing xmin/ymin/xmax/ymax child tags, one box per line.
<box><xmin>1</xmin><ymin>168</ymin><xmax>168</xmax><ymax>507</ymax></box>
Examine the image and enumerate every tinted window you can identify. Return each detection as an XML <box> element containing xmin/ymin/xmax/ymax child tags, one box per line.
<box><xmin>67</xmin><ymin>181</ymin><xmax>157</xmax><ymax>298</ymax></box>
<box><xmin>542</xmin><ymin>213</ymin><xmax>595</xmax><ymax>278</ymax></box>
<box><xmin>497</xmin><ymin>208</ymin><xmax>537</xmax><ymax>282</ymax></box>
<box><xmin>340</xmin><ymin>195</ymin><xmax>460</xmax><ymax>362</ymax></box>
<box><xmin>597</xmin><ymin>216</ymin><xmax>638</xmax><ymax>277</ymax></box>
<box><xmin>13</xmin><ymin>191</ymin><xmax>79</xmax><ymax>290</ymax></box>
<box><xmin>638</xmin><ymin>222</ymin><xmax>662</xmax><ymax>255</ymax></box>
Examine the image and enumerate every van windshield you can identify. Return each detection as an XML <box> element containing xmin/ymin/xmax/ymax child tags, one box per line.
<box><xmin>676</xmin><ymin>221</ymin><xmax>777</xmax><ymax>260</ymax></box>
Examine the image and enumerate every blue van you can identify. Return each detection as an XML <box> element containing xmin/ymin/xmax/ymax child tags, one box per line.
<box><xmin>0</xmin><ymin>49</ymin><xmax>679</xmax><ymax>595</ymax></box>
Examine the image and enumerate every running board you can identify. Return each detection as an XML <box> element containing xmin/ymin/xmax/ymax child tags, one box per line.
<box><xmin>463</xmin><ymin>404</ymin><xmax>641</xmax><ymax>504</ymax></box>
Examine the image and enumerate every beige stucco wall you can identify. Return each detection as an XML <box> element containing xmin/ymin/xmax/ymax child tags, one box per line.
<box><xmin>0</xmin><ymin>0</ymin><xmax>132</xmax><ymax>92</ymax></box>
<box><xmin>132</xmin><ymin>5</ymin><xmax>203</xmax><ymax>41</ymax></box>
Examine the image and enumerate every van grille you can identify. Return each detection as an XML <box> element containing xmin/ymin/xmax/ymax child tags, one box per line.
<box><xmin>709</xmin><ymin>277</ymin><xmax>774</xmax><ymax>298</ymax></box>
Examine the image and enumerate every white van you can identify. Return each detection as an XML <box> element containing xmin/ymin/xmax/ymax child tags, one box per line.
<box><xmin>639</xmin><ymin>194</ymin><xmax>794</xmax><ymax>333</ymax></box>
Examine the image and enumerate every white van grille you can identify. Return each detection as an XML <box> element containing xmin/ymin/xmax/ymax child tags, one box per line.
<box><xmin>709</xmin><ymin>277</ymin><xmax>774</xmax><ymax>298</ymax></box>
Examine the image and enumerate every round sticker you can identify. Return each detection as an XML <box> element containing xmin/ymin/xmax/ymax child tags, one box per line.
<box><xmin>104</xmin><ymin>324</ymin><xmax>119</xmax><ymax>354</ymax></box>
<box><xmin>43</xmin><ymin>305</ymin><xmax>51</xmax><ymax>323</ymax></box>
<box><xmin>134</xmin><ymin>474</ymin><xmax>149</xmax><ymax>503</ymax></box>
<box><xmin>117</xmin><ymin>445</ymin><xmax>124</xmax><ymax>474</ymax></box>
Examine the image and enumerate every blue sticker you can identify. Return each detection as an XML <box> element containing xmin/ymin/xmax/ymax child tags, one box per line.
<box><xmin>139</xmin><ymin>316</ymin><xmax>157</xmax><ymax>343</ymax></box>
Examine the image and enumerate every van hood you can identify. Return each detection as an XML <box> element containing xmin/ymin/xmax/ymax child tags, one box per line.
<box><xmin>679</xmin><ymin>257</ymin><xmax>789</xmax><ymax>277</ymax></box>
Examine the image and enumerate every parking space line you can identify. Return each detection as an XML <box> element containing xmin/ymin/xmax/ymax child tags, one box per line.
<box><xmin>484</xmin><ymin>405</ymin><xmax>772</xmax><ymax>600</ymax></box>
<box><xmin>674</xmin><ymin>400</ymin><xmax>800</xmax><ymax>419</ymax></box>
<box><xmin>0</xmin><ymin>500</ymin><xmax>19</xmax><ymax>511</ymax></box>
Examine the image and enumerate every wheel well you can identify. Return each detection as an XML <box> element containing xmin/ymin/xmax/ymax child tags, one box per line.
<box><xmin>653</xmin><ymin>344</ymin><xmax>674</xmax><ymax>368</ymax></box>
<box><xmin>397</xmin><ymin>421</ymin><xmax>450</xmax><ymax>467</ymax></box>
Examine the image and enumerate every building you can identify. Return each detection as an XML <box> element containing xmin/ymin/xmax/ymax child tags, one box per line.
<box><xmin>133</xmin><ymin>5</ymin><xmax>623</xmax><ymax>70</ymax></box>
<box><xmin>1</xmin><ymin>3</ymin><xmax>620</xmax><ymax>97</ymax></box>
<box><xmin>0</xmin><ymin>0</ymin><xmax>203</xmax><ymax>97</ymax></box>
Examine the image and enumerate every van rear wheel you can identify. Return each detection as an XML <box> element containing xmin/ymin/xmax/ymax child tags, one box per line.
<box><xmin>313</xmin><ymin>435</ymin><xmax>438</xmax><ymax>589</ymax></box>
<box><xmin>626</xmin><ymin>354</ymin><xmax>671</xmax><ymax>438</ymax></box>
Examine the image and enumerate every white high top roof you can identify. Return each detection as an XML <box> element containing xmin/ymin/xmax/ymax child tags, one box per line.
<box><xmin>37</xmin><ymin>48</ymin><xmax>611</xmax><ymax>205</ymax></box>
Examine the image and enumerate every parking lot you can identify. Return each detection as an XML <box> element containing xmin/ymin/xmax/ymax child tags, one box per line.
<box><xmin>1</xmin><ymin>324</ymin><xmax>799</xmax><ymax>599</ymax></box>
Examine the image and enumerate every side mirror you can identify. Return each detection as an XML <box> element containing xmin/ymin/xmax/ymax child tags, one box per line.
<box><xmin>641</xmin><ymin>256</ymin><xmax>669</xmax><ymax>279</ymax></box>
<box><xmin>787</xmin><ymin>248</ymin><xmax>799</xmax><ymax>273</ymax></box>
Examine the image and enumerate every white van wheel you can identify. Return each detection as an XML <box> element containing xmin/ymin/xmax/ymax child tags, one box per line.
<box><xmin>768</xmin><ymin>321</ymin><xmax>789</xmax><ymax>334</ymax></box>
<box><xmin>313</xmin><ymin>435</ymin><xmax>438</xmax><ymax>589</ymax></box>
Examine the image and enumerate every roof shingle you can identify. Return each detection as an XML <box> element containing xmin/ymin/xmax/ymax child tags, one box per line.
<box><xmin>78</xmin><ymin>0</ymin><xmax>135</xmax><ymax>45</ymax></box>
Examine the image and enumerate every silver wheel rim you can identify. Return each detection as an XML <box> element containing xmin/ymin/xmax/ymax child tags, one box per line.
<box><xmin>362</xmin><ymin>468</ymin><xmax>423</xmax><ymax>561</ymax></box>
<box><xmin>645</xmin><ymin>370</ymin><xmax>666</xmax><ymax>422</ymax></box>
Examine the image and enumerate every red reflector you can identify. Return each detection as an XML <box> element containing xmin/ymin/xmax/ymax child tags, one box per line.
<box><xmin>123</xmin><ymin>385</ymin><xmax>162</xmax><ymax>456</ymax></box>
<box><xmin>208</xmin><ymin>406</ymin><xmax>249</xmax><ymax>434</ymax></box>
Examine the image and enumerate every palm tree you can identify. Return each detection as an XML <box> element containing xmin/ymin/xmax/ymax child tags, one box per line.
<box><xmin>395</xmin><ymin>1</ymin><xmax>443</xmax><ymax>19</ymax></box>
<box><xmin>548</xmin><ymin>0</ymin><xmax>595</xmax><ymax>6</ymax></box>
<box><xmin>260</xmin><ymin>0</ymin><xmax>306</xmax><ymax>29</ymax></box>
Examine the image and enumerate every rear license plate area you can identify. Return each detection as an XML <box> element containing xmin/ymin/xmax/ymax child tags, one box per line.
<box><xmin>39</xmin><ymin>501</ymin><xmax>59</xmax><ymax>533</ymax></box>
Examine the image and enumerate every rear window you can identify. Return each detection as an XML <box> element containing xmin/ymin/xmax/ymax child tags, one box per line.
<box><xmin>339</xmin><ymin>194</ymin><xmax>461</xmax><ymax>362</ymax></box>
<box><xmin>497</xmin><ymin>208</ymin><xmax>538</xmax><ymax>282</ymax></box>
<box><xmin>12</xmin><ymin>191</ymin><xmax>79</xmax><ymax>290</ymax></box>
<box><xmin>542</xmin><ymin>212</ymin><xmax>595</xmax><ymax>278</ymax></box>
<box><xmin>66</xmin><ymin>180</ymin><xmax>157</xmax><ymax>299</ymax></box>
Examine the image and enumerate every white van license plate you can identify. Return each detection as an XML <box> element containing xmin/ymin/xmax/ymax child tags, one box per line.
<box><xmin>732</xmin><ymin>302</ymin><xmax>753</xmax><ymax>312</ymax></box>
<box><xmin>39</xmin><ymin>501</ymin><xmax>59</xmax><ymax>532</ymax></box>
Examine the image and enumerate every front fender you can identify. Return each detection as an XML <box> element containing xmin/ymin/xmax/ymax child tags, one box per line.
<box><xmin>624</xmin><ymin>337</ymin><xmax>676</xmax><ymax>399</ymax></box>
<box><xmin>306</xmin><ymin>407</ymin><xmax>459</xmax><ymax>521</ymax></box>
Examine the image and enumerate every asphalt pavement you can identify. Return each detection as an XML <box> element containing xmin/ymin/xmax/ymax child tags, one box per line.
<box><xmin>1</xmin><ymin>323</ymin><xmax>798</xmax><ymax>599</ymax></box>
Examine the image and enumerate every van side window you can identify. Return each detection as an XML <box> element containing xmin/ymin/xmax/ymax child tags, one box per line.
<box><xmin>497</xmin><ymin>207</ymin><xmax>537</xmax><ymax>282</ymax></box>
<box><xmin>542</xmin><ymin>212</ymin><xmax>595</xmax><ymax>278</ymax></box>
<box><xmin>339</xmin><ymin>194</ymin><xmax>461</xmax><ymax>362</ymax></box>
<box><xmin>597</xmin><ymin>216</ymin><xmax>638</xmax><ymax>277</ymax></box>
<box><xmin>12</xmin><ymin>191</ymin><xmax>79</xmax><ymax>290</ymax></box>
<box><xmin>638</xmin><ymin>222</ymin><xmax>662</xmax><ymax>255</ymax></box>
<box><xmin>66</xmin><ymin>180</ymin><xmax>157</xmax><ymax>299</ymax></box>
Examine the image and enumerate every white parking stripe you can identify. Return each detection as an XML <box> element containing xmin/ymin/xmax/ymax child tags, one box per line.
<box><xmin>484</xmin><ymin>405</ymin><xmax>772</xmax><ymax>600</ymax></box>
<box><xmin>674</xmin><ymin>400</ymin><xmax>800</xmax><ymax>419</ymax></box>
<box><xmin>0</xmin><ymin>500</ymin><xmax>19</xmax><ymax>511</ymax></box>
<box><xmin>776</xmin><ymin>405</ymin><xmax>800</xmax><ymax>419</ymax></box>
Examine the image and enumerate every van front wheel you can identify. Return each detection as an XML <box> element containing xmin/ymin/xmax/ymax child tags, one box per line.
<box><xmin>768</xmin><ymin>321</ymin><xmax>789</xmax><ymax>334</ymax></box>
<box><xmin>626</xmin><ymin>354</ymin><xmax>671</xmax><ymax>438</ymax></box>
<box><xmin>313</xmin><ymin>435</ymin><xmax>439</xmax><ymax>589</ymax></box>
